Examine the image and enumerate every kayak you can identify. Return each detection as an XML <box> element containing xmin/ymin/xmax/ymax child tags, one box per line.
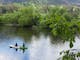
<box><xmin>9</xmin><ymin>45</ymin><xmax>19</xmax><ymax>49</ymax></box>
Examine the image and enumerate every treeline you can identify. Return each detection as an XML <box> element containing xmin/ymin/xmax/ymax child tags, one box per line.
<box><xmin>0</xmin><ymin>0</ymin><xmax>80</xmax><ymax>5</ymax></box>
<box><xmin>0</xmin><ymin>4</ymin><xmax>22</xmax><ymax>14</ymax></box>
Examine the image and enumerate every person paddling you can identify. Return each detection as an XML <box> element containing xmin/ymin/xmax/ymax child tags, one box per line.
<box><xmin>10</xmin><ymin>43</ymin><xmax>18</xmax><ymax>48</ymax></box>
<box><xmin>15</xmin><ymin>43</ymin><xmax>18</xmax><ymax>47</ymax></box>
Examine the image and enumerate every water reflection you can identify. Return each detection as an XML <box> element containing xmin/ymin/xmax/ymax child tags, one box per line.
<box><xmin>0</xmin><ymin>38</ymin><xmax>29</xmax><ymax>60</ymax></box>
<box><xmin>0</xmin><ymin>26</ymin><xmax>80</xmax><ymax>60</ymax></box>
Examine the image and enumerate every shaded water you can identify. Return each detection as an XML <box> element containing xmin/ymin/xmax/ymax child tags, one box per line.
<box><xmin>0</xmin><ymin>26</ymin><xmax>80</xmax><ymax>60</ymax></box>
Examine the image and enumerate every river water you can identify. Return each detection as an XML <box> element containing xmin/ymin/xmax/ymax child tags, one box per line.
<box><xmin>0</xmin><ymin>26</ymin><xmax>80</xmax><ymax>60</ymax></box>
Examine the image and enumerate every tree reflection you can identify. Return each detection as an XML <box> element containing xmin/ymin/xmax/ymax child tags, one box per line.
<box><xmin>0</xmin><ymin>26</ymin><xmax>51</xmax><ymax>43</ymax></box>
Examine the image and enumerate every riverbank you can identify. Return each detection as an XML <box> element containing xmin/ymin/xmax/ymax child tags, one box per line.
<box><xmin>0</xmin><ymin>4</ymin><xmax>80</xmax><ymax>48</ymax></box>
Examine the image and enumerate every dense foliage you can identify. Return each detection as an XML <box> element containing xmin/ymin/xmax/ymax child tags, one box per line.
<box><xmin>60</xmin><ymin>49</ymin><xmax>80</xmax><ymax>60</ymax></box>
